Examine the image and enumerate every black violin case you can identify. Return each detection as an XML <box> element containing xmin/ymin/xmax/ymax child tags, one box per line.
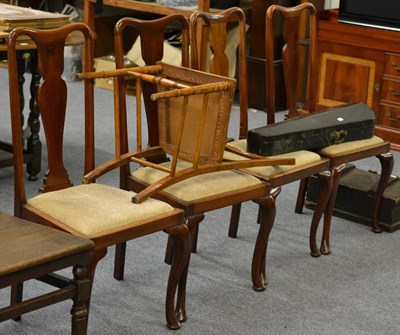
<box><xmin>247</xmin><ymin>102</ymin><xmax>376</xmax><ymax>156</ymax></box>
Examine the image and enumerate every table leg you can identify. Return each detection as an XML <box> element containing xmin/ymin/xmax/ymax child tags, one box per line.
<box><xmin>26</xmin><ymin>53</ymin><xmax>42</xmax><ymax>181</ymax></box>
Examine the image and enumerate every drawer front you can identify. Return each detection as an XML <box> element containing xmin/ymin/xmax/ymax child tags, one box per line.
<box><xmin>381</xmin><ymin>79</ymin><xmax>400</xmax><ymax>103</ymax></box>
<box><xmin>379</xmin><ymin>104</ymin><xmax>400</xmax><ymax>129</ymax></box>
<box><xmin>384</xmin><ymin>53</ymin><xmax>400</xmax><ymax>77</ymax></box>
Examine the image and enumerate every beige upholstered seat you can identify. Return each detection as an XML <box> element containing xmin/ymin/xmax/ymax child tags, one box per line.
<box><xmin>225</xmin><ymin>140</ymin><xmax>322</xmax><ymax>178</ymax></box>
<box><xmin>28</xmin><ymin>184</ymin><xmax>175</xmax><ymax>236</ymax></box>
<box><xmin>132</xmin><ymin>161</ymin><xmax>263</xmax><ymax>202</ymax></box>
<box><xmin>317</xmin><ymin>136</ymin><xmax>384</xmax><ymax>156</ymax></box>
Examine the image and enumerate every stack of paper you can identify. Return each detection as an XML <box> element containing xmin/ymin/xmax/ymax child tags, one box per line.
<box><xmin>0</xmin><ymin>3</ymin><xmax>71</xmax><ymax>33</ymax></box>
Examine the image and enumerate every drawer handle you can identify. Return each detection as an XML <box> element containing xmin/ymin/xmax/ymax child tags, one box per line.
<box><xmin>391</xmin><ymin>62</ymin><xmax>400</xmax><ymax>71</ymax></box>
<box><xmin>386</xmin><ymin>113</ymin><xmax>400</xmax><ymax>122</ymax></box>
<box><xmin>389</xmin><ymin>87</ymin><xmax>400</xmax><ymax>97</ymax></box>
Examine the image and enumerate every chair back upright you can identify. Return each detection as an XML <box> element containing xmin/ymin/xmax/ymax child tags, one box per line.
<box><xmin>190</xmin><ymin>7</ymin><xmax>248</xmax><ymax>139</ymax></box>
<box><xmin>266</xmin><ymin>2</ymin><xmax>317</xmax><ymax>123</ymax></box>
<box><xmin>113</xmin><ymin>15</ymin><xmax>190</xmax><ymax>157</ymax></box>
<box><xmin>7</xmin><ymin>23</ymin><xmax>95</xmax><ymax>215</ymax></box>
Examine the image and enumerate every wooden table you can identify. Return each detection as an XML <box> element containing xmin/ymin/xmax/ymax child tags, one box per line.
<box><xmin>0</xmin><ymin>40</ymin><xmax>42</xmax><ymax>180</ymax></box>
<box><xmin>0</xmin><ymin>212</ymin><xmax>94</xmax><ymax>334</ymax></box>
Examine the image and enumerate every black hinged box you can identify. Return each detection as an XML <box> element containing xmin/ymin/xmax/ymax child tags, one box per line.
<box><xmin>305</xmin><ymin>165</ymin><xmax>400</xmax><ymax>232</ymax></box>
<box><xmin>247</xmin><ymin>102</ymin><xmax>375</xmax><ymax>156</ymax></box>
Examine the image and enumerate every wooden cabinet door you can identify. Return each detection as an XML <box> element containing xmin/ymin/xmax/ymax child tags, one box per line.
<box><xmin>316</xmin><ymin>41</ymin><xmax>384</xmax><ymax>113</ymax></box>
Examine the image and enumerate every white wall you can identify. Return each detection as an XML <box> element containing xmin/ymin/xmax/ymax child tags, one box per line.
<box><xmin>324</xmin><ymin>0</ymin><xmax>340</xmax><ymax>9</ymax></box>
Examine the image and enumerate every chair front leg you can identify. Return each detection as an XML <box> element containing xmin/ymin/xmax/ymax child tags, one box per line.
<box><xmin>164</xmin><ymin>214</ymin><xmax>204</xmax><ymax>265</ymax></box>
<box><xmin>252</xmin><ymin>193</ymin><xmax>276</xmax><ymax>292</ymax></box>
<box><xmin>86</xmin><ymin>248</ymin><xmax>107</xmax><ymax>299</ymax></box>
<box><xmin>371</xmin><ymin>152</ymin><xmax>394</xmax><ymax>233</ymax></box>
<box><xmin>307</xmin><ymin>170</ymin><xmax>332</xmax><ymax>257</ymax></box>
<box><xmin>164</xmin><ymin>223</ymin><xmax>191</xmax><ymax>330</ymax></box>
<box><xmin>320</xmin><ymin>164</ymin><xmax>346</xmax><ymax>255</ymax></box>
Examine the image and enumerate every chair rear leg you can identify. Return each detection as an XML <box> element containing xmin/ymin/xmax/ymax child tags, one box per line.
<box><xmin>164</xmin><ymin>236</ymin><xmax>174</xmax><ymax>265</ymax></box>
<box><xmin>228</xmin><ymin>203</ymin><xmax>242</xmax><ymax>238</ymax></box>
<box><xmin>371</xmin><ymin>152</ymin><xmax>394</xmax><ymax>233</ymax></box>
<box><xmin>295</xmin><ymin>177</ymin><xmax>308</xmax><ymax>214</ymax></box>
<box><xmin>191</xmin><ymin>221</ymin><xmax>200</xmax><ymax>253</ymax></box>
<box><xmin>114</xmin><ymin>242</ymin><xmax>127</xmax><ymax>280</ymax></box>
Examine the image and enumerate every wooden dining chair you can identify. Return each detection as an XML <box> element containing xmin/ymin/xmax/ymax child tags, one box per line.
<box><xmin>190</xmin><ymin>7</ymin><xmax>332</xmax><ymax>263</ymax></box>
<box><xmin>265</xmin><ymin>3</ymin><xmax>394</xmax><ymax>254</ymax></box>
<box><xmin>7</xmin><ymin>23</ymin><xmax>191</xmax><ymax>330</ymax></box>
<box><xmin>114</xmin><ymin>14</ymin><xmax>190</xmax><ymax>152</ymax></box>
<box><xmin>109</xmin><ymin>14</ymin><xmax>190</xmax><ymax>282</ymax></box>
<box><xmin>105</xmin><ymin>14</ymin><xmax>300</xmax><ymax>300</ymax></box>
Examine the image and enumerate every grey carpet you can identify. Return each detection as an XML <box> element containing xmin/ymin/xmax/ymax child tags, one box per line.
<box><xmin>1</xmin><ymin>67</ymin><xmax>400</xmax><ymax>335</ymax></box>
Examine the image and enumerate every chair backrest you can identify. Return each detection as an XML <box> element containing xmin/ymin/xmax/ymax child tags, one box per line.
<box><xmin>190</xmin><ymin>7</ymin><xmax>248</xmax><ymax>139</ymax></box>
<box><xmin>7</xmin><ymin>23</ymin><xmax>95</xmax><ymax>213</ymax></box>
<box><xmin>266</xmin><ymin>2</ymin><xmax>317</xmax><ymax>123</ymax></box>
<box><xmin>113</xmin><ymin>15</ymin><xmax>190</xmax><ymax>154</ymax></box>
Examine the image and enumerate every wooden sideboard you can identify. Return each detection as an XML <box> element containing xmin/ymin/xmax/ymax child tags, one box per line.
<box><xmin>316</xmin><ymin>10</ymin><xmax>400</xmax><ymax>151</ymax></box>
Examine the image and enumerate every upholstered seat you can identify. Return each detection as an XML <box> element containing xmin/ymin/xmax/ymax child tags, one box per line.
<box><xmin>225</xmin><ymin>142</ymin><xmax>322</xmax><ymax>177</ymax></box>
<box><xmin>317</xmin><ymin>136</ymin><xmax>384</xmax><ymax>156</ymax></box>
<box><xmin>132</xmin><ymin>161</ymin><xmax>263</xmax><ymax>202</ymax></box>
<box><xmin>28</xmin><ymin>184</ymin><xmax>175</xmax><ymax>236</ymax></box>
